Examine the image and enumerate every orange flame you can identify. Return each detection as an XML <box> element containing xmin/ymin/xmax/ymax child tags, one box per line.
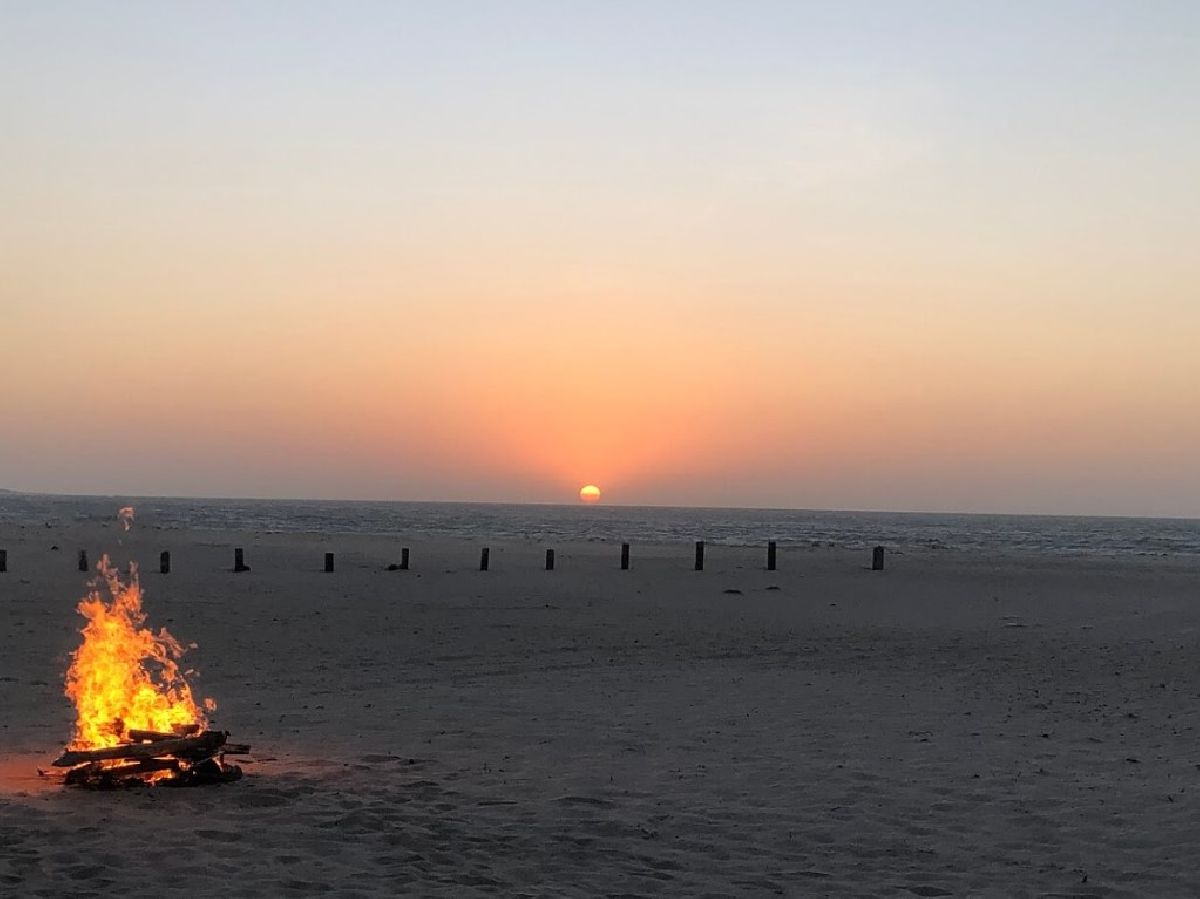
<box><xmin>64</xmin><ymin>554</ymin><xmax>213</xmax><ymax>749</ymax></box>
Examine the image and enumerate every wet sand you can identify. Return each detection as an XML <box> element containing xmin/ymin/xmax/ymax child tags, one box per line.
<box><xmin>2</xmin><ymin>521</ymin><xmax>1200</xmax><ymax>896</ymax></box>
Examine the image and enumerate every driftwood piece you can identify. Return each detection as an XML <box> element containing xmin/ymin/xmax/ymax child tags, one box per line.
<box><xmin>119</xmin><ymin>757</ymin><xmax>183</xmax><ymax>774</ymax></box>
<box><xmin>65</xmin><ymin>757</ymin><xmax>181</xmax><ymax>783</ymax></box>
<box><xmin>164</xmin><ymin>758</ymin><xmax>243</xmax><ymax>786</ymax></box>
<box><xmin>53</xmin><ymin>731</ymin><xmax>228</xmax><ymax>768</ymax></box>
<box><xmin>128</xmin><ymin>730</ymin><xmax>176</xmax><ymax>742</ymax></box>
<box><xmin>65</xmin><ymin>757</ymin><xmax>244</xmax><ymax>789</ymax></box>
<box><xmin>127</xmin><ymin>723</ymin><xmax>200</xmax><ymax>742</ymax></box>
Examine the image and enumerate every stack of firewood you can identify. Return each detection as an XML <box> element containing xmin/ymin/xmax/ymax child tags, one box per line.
<box><xmin>47</xmin><ymin>726</ymin><xmax>250</xmax><ymax>788</ymax></box>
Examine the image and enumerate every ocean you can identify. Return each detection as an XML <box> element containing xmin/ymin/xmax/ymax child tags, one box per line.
<box><xmin>1</xmin><ymin>493</ymin><xmax>1198</xmax><ymax>556</ymax></box>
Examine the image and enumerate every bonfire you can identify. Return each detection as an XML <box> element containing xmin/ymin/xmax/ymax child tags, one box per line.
<box><xmin>44</xmin><ymin>513</ymin><xmax>248</xmax><ymax>787</ymax></box>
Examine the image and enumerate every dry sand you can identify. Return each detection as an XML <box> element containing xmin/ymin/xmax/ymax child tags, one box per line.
<box><xmin>2</xmin><ymin>520</ymin><xmax>1200</xmax><ymax>896</ymax></box>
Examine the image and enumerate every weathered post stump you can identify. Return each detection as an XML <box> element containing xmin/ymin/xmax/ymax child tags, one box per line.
<box><xmin>324</xmin><ymin>552</ymin><xmax>335</xmax><ymax>573</ymax></box>
<box><xmin>480</xmin><ymin>547</ymin><xmax>490</xmax><ymax>571</ymax></box>
<box><xmin>78</xmin><ymin>549</ymin><xmax>89</xmax><ymax>572</ymax></box>
<box><xmin>694</xmin><ymin>540</ymin><xmax>705</xmax><ymax>571</ymax></box>
<box><xmin>620</xmin><ymin>542</ymin><xmax>630</xmax><ymax>570</ymax></box>
<box><xmin>0</xmin><ymin>549</ymin><xmax>7</xmax><ymax>573</ymax></box>
<box><xmin>233</xmin><ymin>547</ymin><xmax>250</xmax><ymax>573</ymax></box>
<box><xmin>545</xmin><ymin>548</ymin><xmax>555</xmax><ymax>571</ymax></box>
<box><xmin>767</xmin><ymin>540</ymin><xmax>777</xmax><ymax>571</ymax></box>
<box><xmin>872</xmin><ymin>546</ymin><xmax>886</xmax><ymax>571</ymax></box>
<box><xmin>400</xmin><ymin>547</ymin><xmax>410</xmax><ymax>570</ymax></box>
<box><xmin>159</xmin><ymin>551</ymin><xmax>171</xmax><ymax>574</ymax></box>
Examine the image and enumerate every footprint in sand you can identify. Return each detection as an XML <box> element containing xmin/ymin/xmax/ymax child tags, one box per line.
<box><xmin>195</xmin><ymin>830</ymin><xmax>243</xmax><ymax>843</ymax></box>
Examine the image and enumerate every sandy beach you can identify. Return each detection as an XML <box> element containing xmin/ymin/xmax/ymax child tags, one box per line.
<box><xmin>3</xmin><ymin>520</ymin><xmax>1200</xmax><ymax>896</ymax></box>
<box><xmin>7</xmin><ymin>0</ymin><xmax>1199</xmax><ymax>893</ymax></box>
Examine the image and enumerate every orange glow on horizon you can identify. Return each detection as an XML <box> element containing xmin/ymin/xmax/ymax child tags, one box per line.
<box><xmin>579</xmin><ymin>485</ymin><xmax>601</xmax><ymax>503</ymax></box>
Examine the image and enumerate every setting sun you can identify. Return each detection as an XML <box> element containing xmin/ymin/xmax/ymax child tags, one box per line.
<box><xmin>579</xmin><ymin>485</ymin><xmax>601</xmax><ymax>504</ymax></box>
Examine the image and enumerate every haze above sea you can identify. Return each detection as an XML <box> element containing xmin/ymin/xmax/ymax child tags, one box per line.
<box><xmin>1</xmin><ymin>493</ymin><xmax>1198</xmax><ymax>557</ymax></box>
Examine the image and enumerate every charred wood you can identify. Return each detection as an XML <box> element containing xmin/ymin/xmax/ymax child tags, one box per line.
<box><xmin>127</xmin><ymin>724</ymin><xmax>202</xmax><ymax>742</ymax></box>
<box><xmin>53</xmin><ymin>731</ymin><xmax>228</xmax><ymax>767</ymax></box>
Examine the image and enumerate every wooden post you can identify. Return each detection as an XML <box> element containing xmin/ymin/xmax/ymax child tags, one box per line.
<box><xmin>479</xmin><ymin>547</ymin><xmax>490</xmax><ymax>571</ymax></box>
<box><xmin>872</xmin><ymin>546</ymin><xmax>885</xmax><ymax>571</ymax></box>
<box><xmin>694</xmin><ymin>540</ymin><xmax>705</xmax><ymax>571</ymax></box>
<box><xmin>620</xmin><ymin>542</ymin><xmax>630</xmax><ymax>570</ymax></box>
<box><xmin>0</xmin><ymin>549</ymin><xmax>6</xmax><ymax>573</ymax></box>
<box><xmin>324</xmin><ymin>552</ymin><xmax>335</xmax><ymax>573</ymax></box>
<box><xmin>400</xmin><ymin>547</ymin><xmax>410</xmax><ymax>570</ymax></box>
<box><xmin>767</xmin><ymin>540</ymin><xmax>777</xmax><ymax>571</ymax></box>
<box><xmin>233</xmin><ymin>547</ymin><xmax>249</xmax><ymax>573</ymax></box>
<box><xmin>78</xmin><ymin>549</ymin><xmax>88</xmax><ymax>572</ymax></box>
<box><xmin>159</xmin><ymin>551</ymin><xmax>171</xmax><ymax>574</ymax></box>
<box><xmin>545</xmin><ymin>548</ymin><xmax>555</xmax><ymax>571</ymax></box>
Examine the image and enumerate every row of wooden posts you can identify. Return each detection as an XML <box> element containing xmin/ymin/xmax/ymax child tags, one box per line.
<box><xmin>0</xmin><ymin>543</ymin><xmax>889</xmax><ymax>573</ymax></box>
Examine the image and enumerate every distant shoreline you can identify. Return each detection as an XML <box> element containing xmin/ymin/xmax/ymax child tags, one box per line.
<box><xmin>0</xmin><ymin>488</ymin><xmax>1197</xmax><ymax>523</ymax></box>
<box><xmin>2</xmin><ymin>492</ymin><xmax>1198</xmax><ymax>556</ymax></box>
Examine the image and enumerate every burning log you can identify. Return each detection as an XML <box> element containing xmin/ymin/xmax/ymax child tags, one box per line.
<box><xmin>53</xmin><ymin>730</ymin><xmax>230</xmax><ymax>767</ymax></box>
<box><xmin>52</xmin><ymin>730</ymin><xmax>250</xmax><ymax>788</ymax></box>
<box><xmin>128</xmin><ymin>723</ymin><xmax>200</xmax><ymax>742</ymax></box>
<box><xmin>64</xmin><ymin>757</ymin><xmax>181</xmax><ymax>786</ymax></box>
<box><xmin>63</xmin><ymin>756</ymin><xmax>241</xmax><ymax>789</ymax></box>
<box><xmin>127</xmin><ymin>730</ymin><xmax>177</xmax><ymax>742</ymax></box>
<box><xmin>168</xmin><ymin>757</ymin><xmax>243</xmax><ymax>787</ymax></box>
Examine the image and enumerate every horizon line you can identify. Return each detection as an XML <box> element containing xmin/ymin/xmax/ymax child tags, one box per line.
<box><xmin>3</xmin><ymin>488</ymin><xmax>1197</xmax><ymax>524</ymax></box>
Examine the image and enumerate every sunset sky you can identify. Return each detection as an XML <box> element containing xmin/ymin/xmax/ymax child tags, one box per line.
<box><xmin>3</xmin><ymin>2</ymin><xmax>1198</xmax><ymax>515</ymax></box>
